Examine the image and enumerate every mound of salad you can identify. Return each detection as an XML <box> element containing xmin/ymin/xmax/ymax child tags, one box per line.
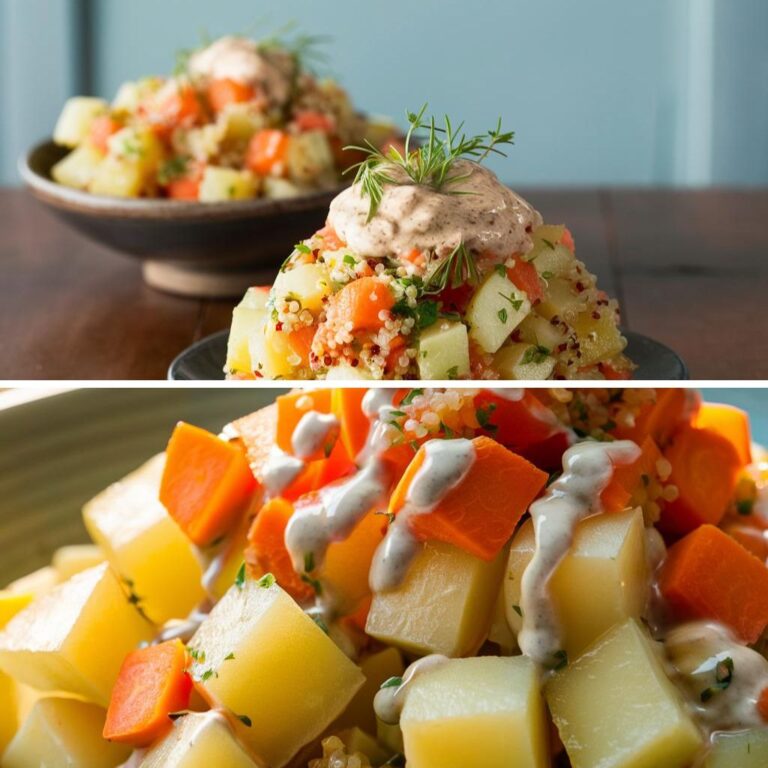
<box><xmin>0</xmin><ymin>388</ymin><xmax>766</xmax><ymax>768</ymax></box>
<box><xmin>226</xmin><ymin>107</ymin><xmax>634</xmax><ymax>380</ymax></box>
<box><xmin>50</xmin><ymin>31</ymin><xmax>400</xmax><ymax>201</ymax></box>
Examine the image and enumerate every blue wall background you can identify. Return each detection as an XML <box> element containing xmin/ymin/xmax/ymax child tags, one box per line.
<box><xmin>2</xmin><ymin>0</ymin><xmax>767</xmax><ymax>186</ymax></box>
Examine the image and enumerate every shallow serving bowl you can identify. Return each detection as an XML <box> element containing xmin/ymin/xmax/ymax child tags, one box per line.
<box><xmin>0</xmin><ymin>388</ymin><xmax>283</xmax><ymax>584</ymax></box>
<box><xmin>20</xmin><ymin>140</ymin><xmax>343</xmax><ymax>298</ymax></box>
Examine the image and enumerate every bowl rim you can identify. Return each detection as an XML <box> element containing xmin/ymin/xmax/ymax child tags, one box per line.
<box><xmin>19</xmin><ymin>138</ymin><xmax>346</xmax><ymax>221</ymax></box>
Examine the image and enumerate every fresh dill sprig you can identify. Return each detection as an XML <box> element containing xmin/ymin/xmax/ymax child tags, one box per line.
<box><xmin>259</xmin><ymin>21</ymin><xmax>331</xmax><ymax>74</ymax></box>
<box><xmin>345</xmin><ymin>103</ymin><xmax>515</xmax><ymax>221</ymax></box>
<box><xmin>423</xmin><ymin>242</ymin><xmax>480</xmax><ymax>293</ymax></box>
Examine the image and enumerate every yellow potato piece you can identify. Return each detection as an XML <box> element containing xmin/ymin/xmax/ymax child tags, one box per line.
<box><xmin>53</xmin><ymin>96</ymin><xmax>109</xmax><ymax>147</ymax></box>
<box><xmin>546</xmin><ymin>619</ymin><xmax>702</xmax><ymax>768</ymax></box>
<box><xmin>2</xmin><ymin>696</ymin><xmax>130</xmax><ymax>768</ymax></box>
<box><xmin>189</xmin><ymin>577</ymin><xmax>364</xmax><ymax>767</ymax></box>
<box><xmin>705</xmin><ymin>728</ymin><xmax>768</xmax><ymax>767</ymax></box>
<box><xmin>82</xmin><ymin>454</ymin><xmax>205</xmax><ymax>624</ymax></box>
<box><xmin>402</xmin><ymin>656</ymin><xmax>549</xmax><ymax>768</ymax></box>
<box><xmin>0</xmin><ymin>671</ymin><xmax>17</xmax><ymax>754</ymax></box>
<box><xmin>0</xmin><ymin>563</ymin><xmax>153</xmax><ymax>705</ymax></box>
<box><xmin>505</xmin><ymin>507</ymin><xmax>648</xmax><ymax>658</ymax></box>
<box><xmin>366</xmin><ymin>541</ymin><xmax>506</xmax><ymax>657</ymax></box>
<box><xmin>335</xmin><ymin>727</ymin><xmax>392</xmax><ymax>765</ymax></box>
<box><xmin>140</xmin><ymin>711</ymin><xmax>262</xmax><ymax>768</ymax></box>
<box><xmin>52</xmin><ymin>544</ymin><xmax>105</xmax><ymax>582</ymax></box>
<box><xmin>571</xmin><ymin>311</ymin><xmax>626</xmax><ymax>367</ymax></box>
<box><xmin>0</xmin><ymin>590</ymin><xmax>34</xmax><ymax>629</ymax></box>
<box><xmin>335</xmin><ymin>646</ymin><xmax>404</xmax><ymax>734</ymax></box>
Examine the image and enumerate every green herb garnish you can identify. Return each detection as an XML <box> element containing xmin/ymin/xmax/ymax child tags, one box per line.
<box><xmin>234</xmin><ymin>562</ymin><xmax>247</xmax><ymax>590</ymax></box>
<box><xmin>521</xmin><ymin>345</ymin><xmax>551</xmax><ymax>365</ymax></box>
<box><xmin>256</xmin><ymin>572</ymin><xmax>276</xmax><ymax>589</ymax></box>
<box><xmin>381</xmin><ymin>676</ymin><xmax>404</xmax><ymax>689</ymax></box>
<box><xmin>700</xmin><ymin>656</ymin><xmax>734</xmax><ymax>702</ymax></box>
<box><xmin>424</xmin><ymin>242</ymin><xmax>480</xmax><ymax>293</ymax></box>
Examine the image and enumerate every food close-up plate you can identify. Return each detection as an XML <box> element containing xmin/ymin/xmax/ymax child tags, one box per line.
<box><xmin>0</xmin><ymin>387</ymin><xmax>766</xmax><ymax>767</ymax></box>
<box><xmin>168</xmin><ymin>329</ymin><xmax>689</xmax><ymax>382</ymax></box>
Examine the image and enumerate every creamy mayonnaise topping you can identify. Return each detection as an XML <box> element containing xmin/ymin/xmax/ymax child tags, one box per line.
<box><xmin>517</xmin><ymin>439</ymin><xmax>641</xmax><ymax>665</ymax></box>
<box><xmin>327</xmin><ymin>160</ymin><xmax>542</xmax><ymax>259</ymax></box>
<box><xmin>261</xmin><ymin>447</ymin><xmax>304</xmax><ymax>496</ymax></box>
<box><xmin>188</xmin><ymin>36</ymin><xmax>294</xmax><ymax>106</ymax></box>
<box><xmin>374</xmin><ymin>654</ymin><xmax>450</xmax><ymax>725</ymax></box>
<box><xmin>665</xmin><ymin>621</ymin><xmax>768</xmax><ymax>731</ymax></box>
<box><xmin>291</xmin><ymin>411</ymin><xmax>339</xmax><ymax>460</ymax></box>
<box><xmin>370</xmin><ymin>438</ymin><xmax>476</xmax><ymax>592</ymax></box>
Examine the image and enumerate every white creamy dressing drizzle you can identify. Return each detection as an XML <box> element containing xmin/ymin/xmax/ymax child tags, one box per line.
<box><xmin>327</xmin><ymin>160</ymin><xmax>543</xmax><ymax>260</ymax></box>
<box><xmin>261</xmin><ymin>447</ymin><xmax>305</xmax><ymax>496</ymax></box>
<box><xmin>665</xmin><ymin>621</ymin><xmax>768</xmax><ymax>731</ymax></box>
<box><xmin>188</xmin><ymin>36</ymin><xmax>294</xmax><ymax>106</ymax></box>
<box><xmin>517</xmin><ymin>439</ymin><xmax>641</xmax><ymax>664</ymax></box>
<box><xmin>369</xmin><ymin>438</ymin><xmax>476</xmax><ymax>593</ymax></box>
<box><xmin>291</xmin><ymin>411</ymin><xmax>339</xmax><ymax>460</ymax></box>
<box><xmin>373</xmin><ymin>654</ymin><xmax>450</xmax><ymax>725</ymax></box>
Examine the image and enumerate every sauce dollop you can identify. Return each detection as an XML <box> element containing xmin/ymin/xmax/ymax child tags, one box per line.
<box><xmin>327</xmin><ymin>160</ymin><xmax>542</xmax><ymax>260</ymax></box>
<box><xmin>189</xmin><ymin>36</ymin><xmax>295</xmax><ymax>107</ymax></box>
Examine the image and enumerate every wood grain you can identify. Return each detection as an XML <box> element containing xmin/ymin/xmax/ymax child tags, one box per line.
<box><xmin>1</xmin><ymin>187</ymin><xmax>766</xmax><ymax>380</ymax></box>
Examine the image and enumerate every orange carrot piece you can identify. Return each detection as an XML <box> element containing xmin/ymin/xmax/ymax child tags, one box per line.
<box><xmin>246</xmin><ymin>129</ymin><xmax>289</xmax><ymax>175</ymax></box>
<box><xmin>275</xmin><ymin>389</ymin><xmax>334</xmax><ymax>455</ymax></box>
<box><xmin>758</xmin><ymin>688</ymin><xmax>768</xmax><ymax>722</ymax></box>
<box><xmin>327</xmin><ymin>277</ymin><xmax>395</xmax><ymax>331</ymax></box>
<box><xmin>103</xmin><ymin>640</ymin><xmax>192</xmax><ymax>747</ymax></box>
<box><xmin>286</xmin><ymin>325</ymin><xmax>317</xmax><ymax>368</ymax></box>
<box><xmin>232</xmin><ymin>403</ymin><xmax>278</xmax><ymax>482</ymax></box>
<box><xmin>615</xmin><ymin>389</ymin><xmax>700</xmax><ymax>447</ymax></box>
<box><xmin>89</xmin><ymin>115</ymin><xmax>122</xmax><ymax>153</ymax></box>
<box><xmin>142</xmin><ymin>84</ymin><xmax>203</xmax><ymax>137</ymax></box>
<box><xmin>694</xmin><ymin>402</ymin><xmax>752</xmax><ymax>466</ymax></box>
<box><xmin>245</xmin><ymin>497</ymin><xmax>314</xmax><ymax>603</ymax></box>
<box><xmin>166</xmin><ymin>176</ymin><xmax>201</xmax><ymax>200</ymax></box>
<box><xmin>507</xmin><ymin>258</ymin><xmax>543</xmax><ymax>303</ymax></box>
<box><xmin>560</xmin><ymin>227</ymin><xmax>575</xmax><ymax>253</ymax></box>
<box><xmin>344</xmin><ymin>594</ymin><xmax>372</xmax><ymax>634</ymax></box>
<box><xmin>160</xmin><ymin>422</ymin><xmax>256</xmax><ymax>546</ymax></box>
<box><xmin>474</xmin><ymin>390</ymin><xmax>569</xmax><ymax>470</ymax></box>
<box><xmin>659</xmin><ymin>424</ymin><xmax>741</xmax><ymax>536</ymax></box>
<box><xmin>391</xmin><ymin>436</ymin><xmax>547</xmax><ymax>561</ymax></box>
<box><xmin>601</xmin><ymin>436</ymin><xmax>663</xmax><ymax>512</ymax></box>
<box><xmin>315</xmin><ymin>225</ymin><xmax>346</xmax><ymax>251</ymax></box>
<box><xmin>723</xmin><ymin>523</ymin><xmax>768</xmax><ymax>562</ymax></box>
<box><xmin>659</xmin><ymin>524</ymin><xmax>768</xmax><ymax>643</ymax></box>
<box><xmin>207</xmin><ymin>78</ymin><xmax>256</xmax><ymax>112</ymax></box>
<box><xmin>294</xmin><ymin>110</ymin><xmax>335</xmax><ymax>133</ymax></box>
<box><xmin>332</xmin><ymin>388</ymin><xmax>370</xmax><ymax>459</ymax></box>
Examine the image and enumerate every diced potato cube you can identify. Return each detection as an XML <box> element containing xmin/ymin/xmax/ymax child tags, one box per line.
<box><xmin>189</xmin><ymin>577</ymin><xmax>364</xmax><ymax>767</ymax></box>
<box><xmin>488</xmin><ymin>586</ymin><xmax>517</xmax><ymax>655</ymax></box>
<box><xmin>532</xmin><ymin>224</ymin><xmax>566</xmax><ymax>246</ymax></box>
<box><xmin>705</xmin><ymin>728</ymin><xmax>768</xmax><ymax>767</ymax></box>
<box><xmin>6</xmin><ymin>567</ymin><xmax>59</xmax><ymax>599</ymax></box>
<box><xmin>494</xmin><ymin>343</ymin><xmax>556</xmax><ymax>380</ymax></box>
<box><xmin>199</xmin><ymin>167</ymin><xmax>259</xmax><ymax>202</ymax></box>
<box><xmin>3</xmin><ymin>696</ymin><xmax>129</xmax><ymax>768</ymax></box>
<box><xmin>248</xmin><ymin>324</ymin><xmax>297</xmax><ymax>379</ymax></box>
<box><xmin>417</xmin><ymin>321</ymin><xmax>470</xmax><ymax>380</ymax></box>
<box><xmin>82</xmin><ymin>454</ymin><xmax>205</xmax><ymax>624</ymax></box>
<box><xmin>272</xmin><ymin>262</ymin><xmax>332</xmax><ymax>314</ymax></box>
<box><xmin>139</xmin><ymin>711</ymin><xmax>261</xmax><ymax>768</ymax></box>
<box><xmin>402</xmin><ymin>656</ymin><xmax>549</xmax><ymax>768</ymax></box>
<box><xmin>335</xmin><ymin>647</ymin><xmax>404</xmax><ymax>734</ymax></box>
<box><xmin>546</xmin><ymin>620</ymin><xmax>702</xmax><ymax>768</ymax></box>
<box><xmin>227</xmin><ymin>307</ymin><xmax>266</xmax><ymax>374</ymax></box>
<box><xmin>466</xmin><ymin>272</ymin><xmax>531</xmax><ymax>353</ymax></box>
<box><xmin>537</xmin><ymin>277</ymin><xmax>587</xmax><ymax>322</ymax></box>
<box><xmin>505</xmin><ymin>508</ymin><xmax>647</xmax><ymax>658</ymax></box>
<box><xmin>263</xmin><ymin>177</ymin><xmax>304</xmax><ymax>199</ymax></box>
<box><xmin>336</xmin><ymin>727</ymin><xmax>392</xmax><ymax>765</ymax></box>
<box><xmin>240</xmin><ymin>286</ymin><xmax>270</xmax><ymax>311</ymax></box>
<box><xmin>112</xmin><ymin>77</ymin><xmax>162</xmax><ymax>113</ymax></box>
<box><xmin>89</xmin><ymin>156</ymin><xmax>147</xmax><ymax>198</ymax></box>
<box><xmin>106</xmin><ymin>126</ymin><xmax>164</xmax><ymax>172</ymax></box>
<box><xmin>0</xmin><ymin>590</ymin><xmax>34</xmax><ymax>628</ymax></box>
<box><xmin>286</xmin><ymin>131</ymin><xmax>334</xmax><ymax>184</ymax></box>
<box><xmin>0</xmin><ymin>563</ymin><xmax>153</xmax><ymax>705</ymax></box>
<box><xmin>325</xmin><ymin>362</ymin><xmax>374</xmax><ymax>380</ymax></box>
<box><xmin>571</xmin><ymin>311</ymin><xmax>627</xmax><ymax>367</ymax></box>
<box><xmin>219</xmin><ymin>104</ymin><xmax>267</xmax><ymax>144</ymax></box>
<box><xmin>51</xmin><ymin>144</ymin><xmax>105</xmax><ymax>190</ymax></box>
<box><xmin>53</xmin><ymin>97</ymin><xmax>109</xmax><ymax>147</ymax></box>
<box><xmin>366</xmin><ymin>541</ymin><xmax>506</xmax><ymax>657</ymax></box>
<box><xmin>52</xmin><ymin>544</ymin><xmax>105</xmax><ymax>582</ymax></box>
<box><xmin>518</xmin><ymin>313</ymin><xmax>566</xmax><ymax>351</ymax></box>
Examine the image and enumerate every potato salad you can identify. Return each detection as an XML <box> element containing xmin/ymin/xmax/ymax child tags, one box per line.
<box><xmin>226</xmin><ymin>109</ymin><xmax>633</xmax><ymax>380</ymax></box>
<box><xmin>0</xmin><ymin>388</ymin><xmax>765</xmax><ymax>767</ymax></box>
<box><xmin>50</xmin><ymin>33</ymin><xmax>399</xmax><ymax>202</ymax></box>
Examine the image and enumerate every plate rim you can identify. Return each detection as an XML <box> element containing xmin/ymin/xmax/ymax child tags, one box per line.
<box><xmin>168</xmin><ymin>329</ymin><xmax>690</xmax><ymax>382</ymax></box>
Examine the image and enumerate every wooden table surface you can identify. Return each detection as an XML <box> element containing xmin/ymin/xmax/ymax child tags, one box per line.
<box><xmin>2</xmin><ymin>187</ymin><xmax>767</xmax><ymax>380</ymax></box>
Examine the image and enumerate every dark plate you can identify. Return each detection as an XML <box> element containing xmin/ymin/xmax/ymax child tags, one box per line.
<box><xmin>169</xmin><ymin>329</ymin><xmax>689</xmax><ymax>381</ymax></box>
<box><xmin>19</xmin><ymin>139</ymin><xmax>344</xmax><ymax>296</ymax></box>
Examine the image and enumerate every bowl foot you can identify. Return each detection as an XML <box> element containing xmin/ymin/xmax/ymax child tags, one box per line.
<box><xmin>142</xmin><ymin>261</ymin><xmax>269</xmax><ymax>298</ymax></box>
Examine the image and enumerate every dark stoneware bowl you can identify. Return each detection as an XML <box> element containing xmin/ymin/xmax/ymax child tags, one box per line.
<box><xmin>20</xmin><ymin>140</ymin><xmax>343</xmax><ymax>297</ymax></box>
